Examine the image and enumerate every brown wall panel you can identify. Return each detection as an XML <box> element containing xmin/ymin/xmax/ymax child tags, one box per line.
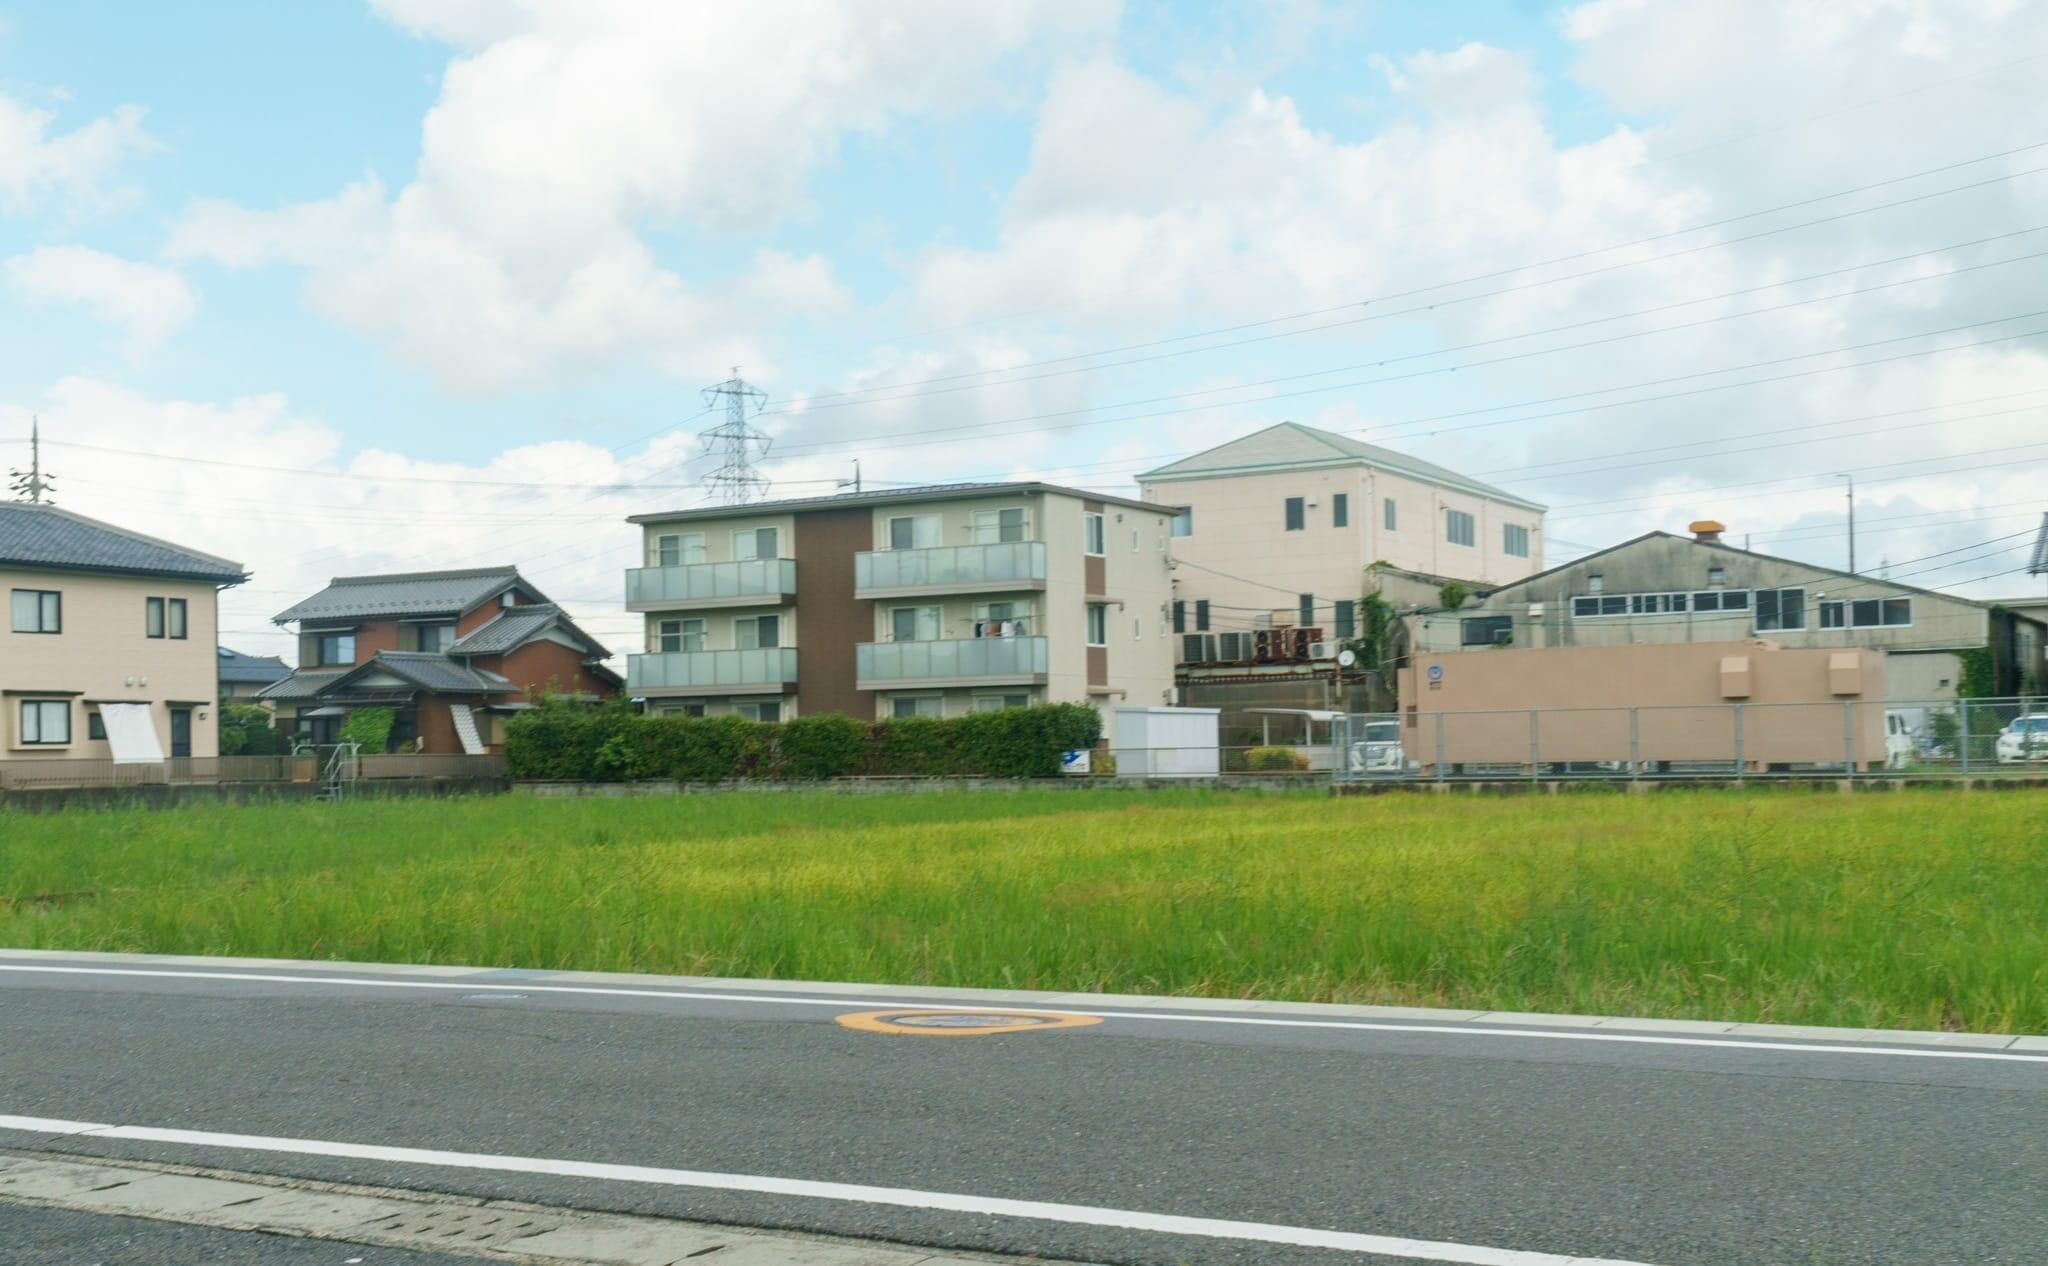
<box><xmin>794</xmin><ymin>508</ymin><xmax>872</xmax><ymax>718</ymax></box>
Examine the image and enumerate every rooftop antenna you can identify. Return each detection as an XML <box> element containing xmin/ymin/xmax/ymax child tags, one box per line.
<box><xmin>837</xmin><ymin>459</ymin><xmax>861</xmax><ymax>495</ymax></box>
<box><xmin>8</xmin><ymin>417</ymin><xmax>55</xmax><ymax>504</ymax></box>
<box><xmin>2028</xmin><ymin>512</ymin><xmax>2048</xmax><ymax>578</ymax></box>
<box><xmin>699</xmin><ymin>368</ymin><xmax>771</xmax><ymax>505</ymax></box>
<box><xmin>1839</xmin><ymin>474</ymin><xmax>1857</xmax><ymax>574</ymax></box>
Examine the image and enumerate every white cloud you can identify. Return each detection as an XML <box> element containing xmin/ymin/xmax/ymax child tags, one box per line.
<box><xmin>0</xmin><ymin>92</ymin><xmax>152</xmax><ymax>214</ymax></box>
<box><xmin>5</xmin><ymin>245</ymin><xmax>196</xmax><ymax>351</ymax></box>
<box><xmin>168</xmin><ymin>1</ymin><xmax>1113</xmax><ymax>391</ymax></box>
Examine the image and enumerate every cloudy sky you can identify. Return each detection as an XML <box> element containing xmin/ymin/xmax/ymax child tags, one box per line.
<box><xmin>3</xmin><ymin>0</ymin><xmax>2046</xmax><ymax>662</ymax></box>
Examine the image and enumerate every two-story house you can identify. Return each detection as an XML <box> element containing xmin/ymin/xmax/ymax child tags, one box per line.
<box><xmin>625</xmin><ymin>483</ymin><xmax>1177</xmax><ymax>719</ymax></box>
<box><xmin>2</xmin><ymin>502</ymin><xmax>247</xmax><ymax>762</ymax></box>
<box><xmin>258</xmin><ymin>566</ymin><xmax>618</xmax><ymax>752</ymax></box>
<box><xmin>1409</xmin><ymin>523</ymin><xmax>2028</xmax><ymax>700</ymax></box>
<box><xmin>1138</xmin><ymin>422</ymin><xmax>1547</xmax><ymax>645</ymax></box>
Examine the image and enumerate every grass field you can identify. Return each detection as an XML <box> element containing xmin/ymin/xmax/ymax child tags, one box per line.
<box><xmin>3</xmin><ymin>787</ymin><xmax>2045</xmax><ymax>1032</ymax></box>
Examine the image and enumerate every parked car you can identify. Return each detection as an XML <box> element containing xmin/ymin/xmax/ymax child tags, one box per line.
<box><xmin>1995</xmin><ymin>714</ymin><xmax>2048</xmax><ymax>764</ymax></box>
<box><xmin>1348</xmin><ymin>720</ymin><xmax>1409</xmax><ymax>774</ymax></box>
<box><xmin>1884</xmin><ymin>710</ymin><xmax>1918</xmax><ymax>770</ymax></box>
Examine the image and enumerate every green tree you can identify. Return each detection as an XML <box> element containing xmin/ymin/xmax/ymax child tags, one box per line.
<box><xmin>339</xmin><ymin>706</ymin><xmax>396</xmax><ymax>753</ymax></box>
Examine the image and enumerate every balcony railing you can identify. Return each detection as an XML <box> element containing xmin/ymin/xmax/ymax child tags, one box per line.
<box><xmin>627</xmin><ymin>648</ymin><xmax>798</xmax><ymax>694</ymax></box>
<box><xmin>856</xmin><ymin>636</ymin><xmax>1049</xmax><ymax>687</ymax></box>
<box><xmin>625</xmin><ymin>558</ymin><xmax>796</xmax><ymax>610</ymax></box>
<box><xmin>854</xmin><ymin>542</ymin><xmax>1046</xmax><ymax>596</ymax></box>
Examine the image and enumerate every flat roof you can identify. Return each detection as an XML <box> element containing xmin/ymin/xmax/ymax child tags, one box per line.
<box><xmin>629</xmin><ymin>481</ymin><xmax>1169</xmax><ymax>525</ymax></box>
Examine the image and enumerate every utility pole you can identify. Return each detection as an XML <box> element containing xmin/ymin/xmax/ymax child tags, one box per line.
<box><xmin>837</xmin><ymin>459</ymin><xmax>861</xmax><ymax>495</ymax></box>
<box><xmin>8</xmin><ymin>417</ymin><xmax>56</xmax><ymax>504</ymax></box>
<box><xmin>699</xmin><ymin>369</ymin><xmax>772</xmax><ymax>505</ymax></box>
<box><xmin>1840</xmin><ymin>474</ymin><xmax>1856</xmax><ymax>574</ymax></box>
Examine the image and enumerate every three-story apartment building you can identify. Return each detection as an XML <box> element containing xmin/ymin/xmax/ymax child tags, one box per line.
<box><xmin>625</xmin><ymin>483</ymin><xmax>1177</xmax><ymax>719</ymax></box>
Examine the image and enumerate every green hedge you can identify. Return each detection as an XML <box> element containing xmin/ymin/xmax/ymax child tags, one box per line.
<box><xmin>505</xmin><ymin>700</ymin><xmax>1100</xmax><ymax>782</ymax></box>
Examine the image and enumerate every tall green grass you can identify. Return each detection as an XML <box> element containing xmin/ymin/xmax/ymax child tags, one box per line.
<box><xmin>3</xmin><ymin>788</ymin><xmax>2044</xmax><ymax>1031</ymax></box>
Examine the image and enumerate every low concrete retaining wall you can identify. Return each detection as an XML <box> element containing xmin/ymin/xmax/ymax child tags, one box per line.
<box><xmin>516</xmin><ymin>775</ymin><xmax>1315</xmax><ymax>797</ymax></box>
<box><xmin>0</xmin><ymin>777</ymin><xmax>511</xmax><ymax>814</ymax></box>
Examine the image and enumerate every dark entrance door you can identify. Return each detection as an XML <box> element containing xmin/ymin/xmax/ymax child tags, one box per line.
<box><xmin>169</xmin><ymin>707</ymin><xmax>192</xmax><ymax>758</ymax></box>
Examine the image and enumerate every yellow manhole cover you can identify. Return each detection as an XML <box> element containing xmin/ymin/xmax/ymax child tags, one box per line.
<box><xmin>836</xmin><ymin>1008</ymin><xmax>1103</xmax><ymax>1037</ymax></box>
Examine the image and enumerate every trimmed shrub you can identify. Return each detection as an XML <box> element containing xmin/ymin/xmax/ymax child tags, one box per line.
<box><xmin>339</xmin><ymin>706</ymin><xmax>396</xmax><ymax>753</ymax></box>
<box><xmin>1244</xmin><ymin>745</ymin><xmax>1311</xmax><ymax>772</ymax></box>
<box><xmin>871</xmin><ymin>717</ymin><xmax>959</xmax><ymax>776</ymax></box>
<box><xmin>777</xmin><ymin>714</ymin><xmax>869</xmax><ymax>780</ymax></box>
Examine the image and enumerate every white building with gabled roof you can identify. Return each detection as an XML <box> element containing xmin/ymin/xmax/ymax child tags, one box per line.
<box><xmin>1137</xmin><ymin>422</ymin><xmax>1546</xmax><ymax>645</ymax></box>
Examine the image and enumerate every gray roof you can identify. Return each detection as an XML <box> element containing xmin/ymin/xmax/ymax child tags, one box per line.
<box><xmin>0</xmin><ymin>502</ymin><xmax>246</xmax><ymax>584</ymax></box>
<box><xmin>1137</xmin><ymin>422</ymin><xmax>1546</xmax><ymax>511</ymax></box>
<box><xmin>254</xmin><ymin>668</ymin><xmax>350</xmax><ymax>702</ymax></box>
<box><xmin>274</xmin><ymin>566</ymin><xmax>526</xmax><ymax>624</ymax></box>
<box><xmin>344</xmin><ymin>652</ymin><xmax>515</xmax><ymax>695</ymax></box>
<box><xmin>629</xmin><ymin>480</ymin><xmax>1168</xmax><ymax>525</ymax></box>
<box><xmin>217</xmin><ymin>646</ymin><xmax>290</xmax><ymax>685</ymax></box>
<box><xmin>446</xmin><ymin>602</ymin><xmax>609</xmax><ymax>659</ymax></box>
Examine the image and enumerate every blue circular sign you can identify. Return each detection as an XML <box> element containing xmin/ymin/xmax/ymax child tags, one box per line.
<box><xmin>1426</xmin><ymin>665</ymin><xmax>1444</xmax><ymax>682</ymax></box>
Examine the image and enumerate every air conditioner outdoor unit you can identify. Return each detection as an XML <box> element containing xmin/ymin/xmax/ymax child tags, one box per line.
<box><xmin>1179</xmin><ymin>633</ymin><xmax>1214</xmax><ymax>664</ymax></box>
<box><xmin>1216</xmin><ymin>632</ymin><xmax>1252</xmax><ymax>661</ymax></box>
<box><xmin>1308</xmin><ymin>642</ymin><xmax>1337</xmax><ymax>660</ymax></box>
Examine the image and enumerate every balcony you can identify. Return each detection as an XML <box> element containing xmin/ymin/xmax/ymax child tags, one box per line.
<box><xmin>856</xmin><ymin>636</ymin><xmax>1049</xmax><ymax>689</ymax></box>
<box><xmin>627</xmin><ymin>648</ymin><xmax>798</xmax><ymax>696</ymax></box>
<box><xmin>625</xmin><ymin>558</ymin><xmax>796</xmax><ymax>611</ymax></box>
<box><xmin>854</xmin><ymin>542</ymin><xmax>1046</xmax><ymax>599</ymax></box>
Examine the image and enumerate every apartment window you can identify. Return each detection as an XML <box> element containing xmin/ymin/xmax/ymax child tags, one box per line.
<box><xmin>732</xmin><ymin>527</ymin><xmax>779</xmax><ymax>561</ymax></box>
<box><xmin>1820</xmin><ymin>598</ymin><xmax>1912</xmax><ymax>629</ymax></box>
<box><xmin>1173</xmin><ymin>600</ymin><xmax>1186</xmax><ymax>634</ymax></box>
<box><xmin>1132</xmin><ymin>616</ymin><xmax>1143</xmax><ymax>641</ymax></box>
<box><xmin>891</xmin><ymin>605</ymin><xmax>941</xmax><ymax>642</ymax></box>
<box><xmin>887</xmin><ymin>515</ymin><xmax>940</xmax><ymax>550</ymax></box>
<box><xmin>1083</xmin><ymin>513</ymin><xmax>1105</xmax><ymax>555</ymax></box>
<box><xmin>88</xmin><ymin>711</ymin><xmax>107</xmax><ymax>741</ymax></box>
<box><xmin>890</xmin><ymin>695</ymin><xmax>943</xmax><ymax>719</ymax></box>
<box><xmin>1195</xmin><ymin>599</ymin><xmax>1210</xmax><ymax>632</ymax></box>
<box><xmin>972</xmin><ymin>507</ymin><xmax>1026</xmax><ymax>544</ymax></box>
<box><xmin>19</xmin><ymin>699</ymin><xmax>70</xmax><ymax>745</ymax></box>
<box><xmin>1085</xmin><ymin>603</ymin><xmax>1108</xmax><ymax>647</ymax></box>
<box><xmin>974</xmin><ymin>601</ymin><xmax>1027</xmax><ymax>636</ymax></box>
<box><xmin>1284</xmin><ymin>497</ymin><xmax>1305</xmax><ymax>531</ymax></box>
<box><xmin>735</xmin><ymin>614</ymin><xmax>781</xmax><ymax>650</ymax></box>
<box><xmin>1503</xmin><ymin>524</ymin><xmax>1530</xmax><ymax>558</ymax></box>
<box><xmin>1332</xmin><ymin>494</ymin><xmax>1349</xmax><ymax>528</ymax></box>
<box><xmin>1462</xmin><ymin>615</ymin><xmax>1513</xmax><ymax>646</ymax></box>
<box><xmin>736</xmin><ymin>700</ymin><xmax>781</xmax><ymax>723</ymax></box>
<box><xmin>1445</xmin><ymin>509</ymin><xmax>1476</xmax><ymax>547</ymax></box>
<box><xmin>1755</xmin><ymin>587</ymin><xmax>1806</xmax><ymax>631</ymax></box>
<box><xmin>1334</xmin><ymin>599</ymin><xmax>1356</xmax><ymax>639</ymax></box>
<box><xmin>10</xmin><ymin>589</ymin><xmax>60</xmax><ymax>634</ymax></box>
<box><xmin>654</xmin><ymin>532</ymin><xmax>706</xmax><ymax>566</ymax></box>
<box><xmin>973</xmin><ymin>694</ymin><xmax>1031</xmax><ymax>712</ymax></box>
<box><xmin>656</xmin><ymin>618</ymin><xmax>705</xmax><ymax>653</ymax></box>
<box><xmin>1130</xmin><ymin>528</ymin><xmax>1140</xmax><ymax>553</ymax></box>
<box><xmin>1383</xmin><ymin>498</ymin><xmax>1397</xmax><ymax>531</ymax></box>
<box><xmin>314</xmin><ymin>632</ymin><xmax>355</xmax><ymax>666</ymax></box>
<box><xmin>658</xmin><ymin>700</ymin><xmax>707</xmax><ymax>718</ymax></box>
<box><xmin>1299</xmin><ymin>594</ymin><xmax>1315</xmax><ymax>627</ymax></box>
<box><xmin>1170</xmin><ymin>507</ymin><xmax>1193</xmax><ymax>538</ymax></box>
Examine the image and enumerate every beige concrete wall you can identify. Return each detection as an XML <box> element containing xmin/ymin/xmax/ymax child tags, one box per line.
<box><xmin>1094</xmin><ymin>496</ymin><xmax>1176</xmax><ymax>708</ymax></box>
<box><xmin>1398</xmin><ymin>640</ymin><xmax>1888</xmax><ymax>767</ymax></box>
<box><xmin>864</xmin><ymin>494</ymin><xmax>1044</xmax><ymax>550</ymax></box>
<box><xmin>3</xmin><ymin>568</ymin><xmax>223</xmax><ymax>759</ymax></box>
<box><xmin>641</xmin><ymin>513</ymin><xmax>796</xmax><ymax>565</ymax></box>
<box><xmin>643</xmin><ymin>605</ymin><xmax>796</xmax><ymax>652</ymax></box>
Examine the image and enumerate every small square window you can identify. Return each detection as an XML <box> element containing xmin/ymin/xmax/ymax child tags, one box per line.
<box><xmin>1284</xmin><ymin>497</ymin><xmax>1305</xmax><ymax>531</ymax></box>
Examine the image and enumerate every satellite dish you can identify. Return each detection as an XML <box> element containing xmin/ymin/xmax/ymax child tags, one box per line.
<box><xmin>1336</xmin><ymin>649</ymin><xmax>1357</xmax><ymax>667</ymax></box>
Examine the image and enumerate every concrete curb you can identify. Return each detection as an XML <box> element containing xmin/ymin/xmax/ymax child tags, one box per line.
<box><xmin>1</xmin><ymin>947</ymin><xmax>2038</xmax><ymax>1051</ymax></box>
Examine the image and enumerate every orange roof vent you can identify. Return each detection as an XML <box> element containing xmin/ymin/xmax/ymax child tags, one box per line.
<box><xmin>1690</xmin><ymin>519</ymin><xmax>1726</xmax><ymax>544</ymax></box>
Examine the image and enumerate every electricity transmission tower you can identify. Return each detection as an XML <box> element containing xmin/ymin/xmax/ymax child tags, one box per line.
<box><xmin>8</xmin><ymin>417</ymin><xmax>55</xmax><ymax>504</ymax></box>
<box><xmin>699</xmin><ymin>369</ymin><xmax>772</xmax><ymax>505</ymax></box>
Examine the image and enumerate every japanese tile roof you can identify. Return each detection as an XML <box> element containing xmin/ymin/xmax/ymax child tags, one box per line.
<box><xmin>337</xmin><ymin>652</ymin><xmax>516</xmax><ymax>695</ymax></box>
<box><xmin>216</xmin><ymin>646</ymin><xmax>290</xmax><ymax>685</ymax></box>
<box><xmin>446</xmin><ymin>601</ymin><xmax>609</xmax><ymax>659</ymax></box>
<box><xmin>0</xmin><ymin>502</ymin><xmax>246</xmax><ymax>583</ymax></box>
<box><xmin>253</xmin><ymin>668</ymin><xmax>350</xmax><ymax>702</ymax></box>
<box><xmin>1137</xmin><ymin>421</ymin><xmax>1546</xmax><ymax>510</ymax></box>
<box><xmin>272</xmin><ymin>566</ymin><xmax>527</xmax><ymax>623</ymax></box>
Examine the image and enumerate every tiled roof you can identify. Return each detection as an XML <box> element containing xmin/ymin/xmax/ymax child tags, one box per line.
<box><xmin>0</xmin><ymin>503</ymin><xmax>246</xmax><ymax>583</ymax></box>
<box><xmin>628</xmin><ymin>480</ymin><xmax>1166</xmax><ymax>525</ymax></box>
<box><xmin>1137</xmin><ymin>422</ymin><xmax>1546</xmax><ymax>510</ymax></box>
<box><xmin>273</xmin><ymin>566</ymin><xmax>525</xmax><ymax>623</ymax></box>
<box><xmin>254</xmin><ymin>668</ymin><xmax>350</xmax><ymax>702</ymax></box>
<box><xmin>446</xmin><ymin>602</ymin><xmax>611</xmax><ymax>660</ymax></box>
<box><xmin>342</xmin><ymin>651</ymin><xmax>515</xmax><ymax>695</ymax></box>
<box><xmin>216</xmin><ymin>647</ymin><xmax>290</xmax><ymax>685</ymax></box>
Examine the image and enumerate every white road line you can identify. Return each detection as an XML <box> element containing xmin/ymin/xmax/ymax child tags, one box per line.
<box><xmin>0</xmin><ymin>1113</ymin><xmax>1659</xmax><ymax>1266</ymax></box>
<box><xmin>1</xmin><ymin>962</ymin><xmax>2043</xmax><ymax>1065</ymax></box>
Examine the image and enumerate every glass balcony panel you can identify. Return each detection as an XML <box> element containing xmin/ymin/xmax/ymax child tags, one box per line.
<box><xmin>854</xmin><ymin>542</ymin><xmax>1044</xmax><ymax>593</ymax></box>
<box><xmin>626</xmin><ymin>559</ymin><xmax>793</xmax><ymax>606</ymax></box>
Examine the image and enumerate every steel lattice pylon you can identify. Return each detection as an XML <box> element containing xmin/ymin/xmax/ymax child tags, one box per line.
<box><xmin>699</xmin><ymin>369</ymin><xmax>772</xmax><ymax>505</ymax></box>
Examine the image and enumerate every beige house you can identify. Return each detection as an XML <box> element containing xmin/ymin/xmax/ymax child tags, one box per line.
<box><xmin>1138</xmin><ymin>422</ymin><xmax>1546</xmax><ymax>642</ymax></box>
<box><xmin>625</xmin><ymin>482</ymin><xmax>1177</xmax><ymax>720</ymax></box>
<box><xmin>2</xmin><ymin>503</ymin><xmax>247</xmax><ymax>761</ymax></box>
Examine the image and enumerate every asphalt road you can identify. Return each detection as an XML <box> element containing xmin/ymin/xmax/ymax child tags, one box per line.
<box><xmin>0</xmin><ymin>954</ymin><xmax>2043</xmax><ymax>1266</ymax></box>
<box><xmin>0</xmin><ymin>1203</ymin><xmax>480</xmax><ymax>1266</ymax></box>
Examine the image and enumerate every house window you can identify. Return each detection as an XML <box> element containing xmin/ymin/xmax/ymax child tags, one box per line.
<box><xmin>736</xmin><ymin>614</ymin><xmax>781</xmax><ymax>650</ymax></box>
<box><xmin>1587</xmin><ymin>574</ymin><xmax>1604</xmax><ymax>594</ymax></box>
<box><xmin>891</xmin><ymin>605</ymin><xmax>941</xmax><ymax>642</ymax></box>
<box><xmin>88</xmin><ymin>711</ymin><xmax>107</xmax><ymax>741</ymax></box>
<box><xmin>1335</xmin><ymin>600</ymin><xmax>1356</xmax><ymax>639</ymax></box>
<box><xmin>1821</xmin><ymin>598</ymin><xmax>1912</xmax><ymax>628</ymax></box>
<box><xmin>10</xmin><ymin>589</ymin><xmax>60</xmax><ymax>634</ymax></box>
<box><xmin>314</xmin><ymin>632</ymin><xmax>356</xmax><ymax>666</ymax></box>
<box><xmin>19</xmin><ymin>699</ymin><xmax>70</xmax><ymax>745</ymax></box>
<box><xmin>1130</xmin><ymin>528</ymin><xmax>1140</xmax><ymax>553</ymax></box>
<box><xmin>1755</xmin><ymin>587</ymin><xmax>1806</xmax><ymax>631</ymax></box>
<box><xmin>887</xmin><ymin>515</ymin><xmax>940</xmax><ymax>550</ymax></box>
<box><xmin>1445</xmin><ymin>509</ymin><xmax>1476</xmax><ymax>547</ymax></box>
<box><xmin>168</xmin><ymin>598</ymin><xmax>187</xmax><ymax>640</ymax></box>
<box><xmin>890</xmin><ymin>695</ymin><xmax>943</xmax><ymax>719</ymax></box>
<box><xmin>145</xmin><ymin>596</ymin><xmax>190</xmax><ymax>639</ymax></box>
<box><xmin>1085</xmin><ymin>603</ymin><xmax>1108</xmax><ymax>647</ymax></box>
<box><xmin>656</xmin><ymin>618</ymin><xmax>705</xmax><ymax>653</ymax></box>
<box><xmin>973</xmin><ymin>694</ymin><xmax>1031</xmax><ymax>712</ymax></box>
<box><xmin>1132</xmin><ymin>616</ymin><xmax>1143</xmax><ymax>641</ymax></box>
<box><xmin>410</xmin><ymin>621</ymin><xmax>455</xmax><ymax>652</ymax></box>
<box><xmin>654</xmin><ymin>532</ymin><xmax>706</xmax><ymax>566</ymax></box>
<box><xmin>1195</xmin><ymin>599</ymin><xmax>1210</xmax><ymax>632</ymax></box>
<box><xmin>736</xmin><ymin>700</ymin><xmax>781</xmax><ymax>723</ymax></box>
<box><xmin>1706</xmin><ymin>566</ymin><xmax>1725</xmax><ymax>586</ymax></box>
<box><xmin>1083</xmin><ymin>513</ymin><xmax>1105</xmax><ymax>555</ymax></box>
<box><xmin>147</xmin><ymin>597</ymin><xmax>165</xmax><ymax>638</ymax></box>
<box><xmin>1332</xmin><ymin>494</ymin><xmax>1349</xmax><ymax>528</ymax></box>
<box><xmin>1503</xmin><ymin>524</ymin><xmax>1530</xmax><ymax>558</ymax></box>
<box><xmin>1383</xmin><ymin>498</ymin><xmax>1397</xmax><ymax>531</ymax></box>
<box><xmin>972</xmin><ymin>508</ymin><xmax>1026</xmax><ymax>544</ymax></box>
<box><xmin>1299</xmin><ymin>594</ymin><xmax>1314</xmax><ymax>627</ymax></box>
<box><xmin>1172</xmin><ymin>600</ymin><xmax>1186</xmax><ymax>634</ymax></box>
<box><xmin>1284</xmin><ymin>497</ymin><xmax>1305</xmax><ymax>531</ymax></box>
<box><xmin>1170</xmin><ymin>507</ymin><xmax>1193</xmax><ymax>538</ymax></box>
<box><xmin>732</xmin><ymin>527</ymin><xmax>779</xmax><ymax>561</ymax></box>
<box><xmin>974</xmin><ymin>601</ymin><xmax>1027</xmax><ymax>637</ymax></box>
<box><xmin>1462</xmin><ymin>616</ymin><xmax>1513</xmax><ymax>646</ymax></box>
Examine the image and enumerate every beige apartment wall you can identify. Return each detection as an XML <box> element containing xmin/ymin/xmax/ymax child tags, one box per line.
<box><xmin>642</xmin><ymin>605</ymin><xmax>796</xmax><ymax>652</ymax></box>
<box><xmin>868</xmin><ymin>595</ymin><xmax>1042</xmax><ymax>642</ymax></box>
<box><xmin>2</xmin><ymin>568</ymin><xmax>223</xmax><ymax>759</ymax></box>
<box><xmin>864</xmin><ymin>494</ymin><xmax>1044</xmax><ymax>550</ymax></box>
<box><xmin>874</xmin><ymin>687</ymin><xmax>1043</xmax><ymax>720</ymax></box>
<box><xmin>1043</xmin><ymin>493</ymin><xmax>1089</xmax><ymax>702</ymax></box>
<box><xmin>640</xmin><ymin>514</ymin><xmax>797</xmax><ymax>565</ymax></box>
<box><xmin>1368</xmin><ymin>469</ymin><xmax>1545</xmax><ymax>585</ymax></box>
<box><xmin>1094</xmin><ymin>498</ymin><xmax>1176</xmax><ymax>708</ymax></box>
